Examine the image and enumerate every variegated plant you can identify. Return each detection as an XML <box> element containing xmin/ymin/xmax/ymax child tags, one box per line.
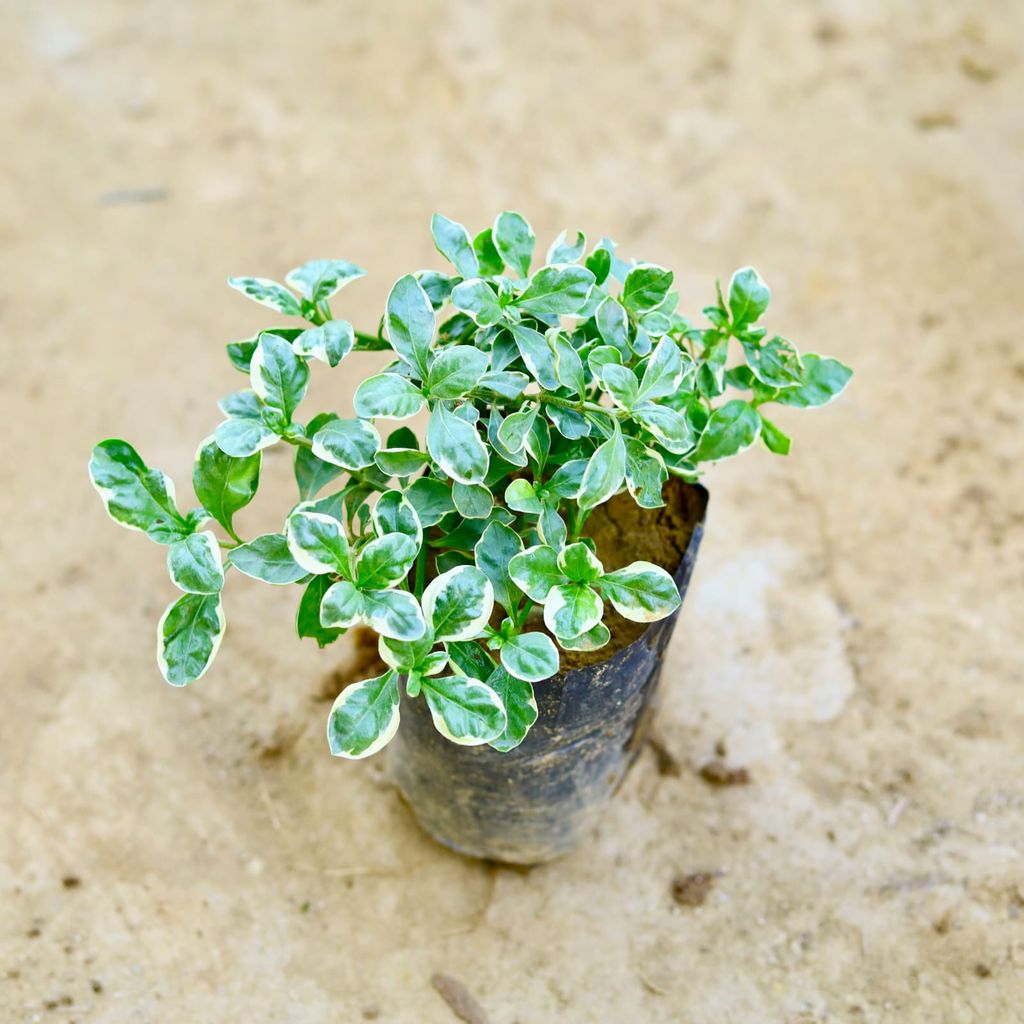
<box><xmin>89</xmin><ymin>212</ymin><xmax>851</xmax><ymax>758</ymax></box>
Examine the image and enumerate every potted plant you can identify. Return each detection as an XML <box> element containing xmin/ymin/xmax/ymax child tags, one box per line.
<box><xmin>89</xmin><ymin>212</ymin><xmax>851</xmax><ymax>863</ymax></box>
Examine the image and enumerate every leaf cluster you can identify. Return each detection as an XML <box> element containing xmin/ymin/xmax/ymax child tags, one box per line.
<box><xmin>89</xmin><ymin>216</ymin><xmax>851</xmax><ymax>756</ymax></box>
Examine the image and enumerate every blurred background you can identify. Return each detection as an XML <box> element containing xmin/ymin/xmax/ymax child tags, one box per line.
<box><xmin>2</xmin><ymin>1</ymin><xmax>1022</xmax><ymax>1021</ymax></box>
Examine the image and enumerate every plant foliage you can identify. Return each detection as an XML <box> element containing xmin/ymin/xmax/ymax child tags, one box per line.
<box><xmin>90</xmin><ymin>214</ymin><xmax>851</xmax><ymax>757</ymax></box>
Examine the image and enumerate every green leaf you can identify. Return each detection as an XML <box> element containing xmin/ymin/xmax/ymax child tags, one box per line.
<box><xmin>473</xmin><ymin>521</ymin><xmax>524</xmax><ymax>614</ymax></box>
<box><xmin>546</xmin><ymin>229</ymin><xmax>586</xmax><ymax>265</ymax></box>
<box><xmin>515</xmin><ymin>266</ymin><xmax>595</xmax><ymax>316</ymax></box>
<box><xmin>320</xmin><ymin>580</ymin><xmax>365</xmax><ymax>628</ymax></box>
<box><xmin>450</xmin><ymin>279</ymin><xmax>505</xmax><ymax>327</ymax></box>
<box><xmin>551</xmin><ymin>332</ymin><xmax>585</xmax><ymax>395</ymax></box>
<box><xmin>508</xmin><ymin>545</ymin><xmax>565</xmax><ymax>602</ymax></box>
<box><xmin>215</xmin><ymin>417</ymin><xmax>279</xmax><ymax>457</ymax></box>
<box><xmin>509</xmin><ymin>324</ymin><xmax>558</xmax><ymax>390</ymax></box>
<box><xmin>296</xmin><ymin>575</ymin><xmax>345</xmax><ymax>648</ymax></box>
<box><xmin>537</xmin><ymin>502</ymin><xmax>568</xmax><ymax>549</ymax></box>
<box><xmin>477</xmin><ymin>370</ymin><xmax>530</xmax><ymax>400</ymax></box>
<box><xmin>742</xmin><ymin>336</ymin><xmax>803</xmax><ymax>389</ymax></box>
<box><xmin>423</xmin><ymin>565</ymin><xmax>494</xmax><ymax>642</ymax></box>
<box><xmin>326</xmin><ymin>670</ymin><xmax>400</xmax><ymax>759</ymax></box>
<box><xmin>493</xmin><ymin>211</ymin><xmax>535</xmax><ymax>278</ymax></box>
<box><xmin>379</xmin><ymin>632</ymin><xmax>438</xmax><ymax>673</ymax></box>
<box><xmin>293</xmin><ymin>321</ymin><xmax>355</xmax><ymax>367</ymax></box>
<box><xmin>294</xmin><ymin>412</ymin><xmax>344</xmax><ymax>499</ymax></box>
<box><xmin>89</xmin><ymin>439</ymin><xmax>186</xmax><ymax>544</ymax></box>
<box><xmin>426</xmin><ymin>345</ymin><xmax>489</xmax><ymax>400</ymax></box>
<box><xmin>595</xmin><ymin>297</ymin><xmax>630</xmax><ymax>354</ymax></box>
<box><xmin>637</xmin><ymin>336</ymin><xmax>683</xmax><ymax>402</ymax></box>
<box><xmin>558</xmin><ymin>621</ymin><xmax>611</xmax><ymax>652</ymax></box>
<box><xmin>360</xmin><ymin>589</ymin><xmax>426</xmax><ymax>641</ymax></box>
<box><xmin>406</xmin><ymin>477</ymin><xmax>455</xmax><ymax>526</ymax></box>
<box><xmin>486</xmin><ymin>667</ymin><xmax>539</xmax><ymax>752</ymax></box>
<box><xmin>598</xmin><ymin>560</ymin><xmax>680</xmax><ymax>622</ymax></box>
<box><xmin>431</xmin><ymin>213</ymin><xmax>479</xmax><ymax>279</ymax></box>
<box><xmin>692</xmin><ymin>399</ymin><xmax>761</xmax><ymax>462</ymax></box>
<box><xmin>250</xmin><ymin>333</ymin><xmax>310</xmax><ymax>425</ymax></box>
<box><xmin>192</xmin><ymin>437</ymin><xmax>260</xmax><ymax>535</ymax></box>
<box><xmin>218</xmin><ymin>389</ymin><xmax>262</xmax><ymax>419</ymax></box>
<box><xmin>356</xmin><ymin>533</ymin><xmax>418</xmax><ymax>589</ymax></box>
<box><xmin>417</xmin><ymin>270</ymin><xmax>455</xmax><ymax>311</ymax></box>
<box><xmin>601</xmin><ymin>363</ymin><xmax>639</xmax><ymax>409</ymax></box>
<box><xmin>759</xmin><ymin>413</ymin><xmax>791</xmax><ymax>455</ymax></box>
<box><xmin>227</xmin><ymin>276</ymin><xmax>301</xmax><ymax>316</ymax></box>
<box><xmin>228</xmin><ymin>533</ymin><xmax>308</xmax><ymax>585</ymax></box>
<box><xmin>445</xmin><ymin>639</ymin><xmax>498</xmax><ymax>681</ymax></box>
<box><xmin>386</xmin><ymin>274</ymin><xmax>435</xmax><ymax>378</ymax></box>
<box><xmin>578</xmin><ymin>427</ymin><xmax>626</xmax><ymax>510</ymax></box>
<box><xmin>773</xmin><ymin>354</ymin><xmax>852</xmax><ymax>408</ymax></box>
<box><xmin>286</xmin><ymin>259</ymin><xmax>365</xmax><ymax>303</ymax></box>
<box><xmin>372</xmin><ymin>489</ymin><xmax>423</xmax><ymax>544</ymax></box>
<box><xmin>544</xmin><ymin>583</ymin><xmax>603</xmax><ymax>641</ymax></box>
<box><xmin>421</xmin><ymin>674</ymin><xmax>506</xmax><ymax>745</ymax></box>
<box><xmin>495</xmin><ymin>403</ymin><xmax>538</xmax><ymax>454</ymax></box>
<box><xmin>500</xmin><ymin>632</ymin><xmax>559</xmax><ymax>683</ymax></box>
<box><xmin>558</xmin><ymin>542</ymin><xmax>604</xmax><ymax>583</ymax></box>
<box><xmin>585</xmin><ymin>247</ymin><xmax>612</xmax><ymax>286</ymax></box>
<box><xmin>167</xmin><ymin>531</ymin><xmax>224</xmax><ymax>594</ymax></box>
<box><xmin>473</xmin><ymin>228</ymin><xmax>504</xmax><ymax>276</ymax></box>
<box><xmin>633</xmin><ymin>401</ymin><xmax>695</xmax><ymax>454</ymax></box>
<box><xmin>504</xmin><ymin>478</ymin><xmax>543</xmax><ymax>514</ymax></box>
<box><xmin>426</xmin><ymin>403</ymin><xmax>489</xmax><ymax>485</ymax></box>
<box><xmin>226</xmin><ymin>338</ymin><xmax>258</xmax><ymax>373</ymax></box>
<box><xmin>546</xmin><ymin>458</ymin><xmax>588</xmax><ymax>498</ymax></box>
<box><xmin>286</xmin><ymin>509</ymin><xmax>353</xmax><ymax>577</ymax></box>
<box><xmin>728</xmin><ymin>266</ymin><xmax>770</xmax><ymax>328</ymax></box>
<box><xmin>624</xmin><ymin>438</ymin><xmax>667</xmax><ymax>509</ymax></box>
<box><xmin>545</xmin><ymin>404</ymin><xmax>590</xmax><ymax>440</ymax></box>
<box><xmin>157</xmin><ymin>592</ymin><xmax>225</xmax><ymax>686</ymax></box>
<box><xmin>311</xmin><ymin>417</ymin><xmax>380</xmax><ymax>471</ymax></box>
<box><xmin>353</xmin><ymin>373</ymin><xmax>426</xmax><ymax>420</ymax></box>
<box><xmin>622</xmin><ymin>265</ymin><xmax>673</xmax><ymax>315</ymax></box>
<box><xmin>453</xmin><ymin>481</ymin><xmax>494</xmax><ymax>519</ymax></box>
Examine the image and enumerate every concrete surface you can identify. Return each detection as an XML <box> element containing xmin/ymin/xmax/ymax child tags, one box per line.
<box><xmin>2</xmin><ymin>1</ymin><xmax>1022</xmax><ymax>1021</ymax></box>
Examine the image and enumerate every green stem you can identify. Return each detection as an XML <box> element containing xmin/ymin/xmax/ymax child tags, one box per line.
<box><xmin>413</xmin><ymin>542</ymin><xmax>428</xmax><ymax>599</ymax></box>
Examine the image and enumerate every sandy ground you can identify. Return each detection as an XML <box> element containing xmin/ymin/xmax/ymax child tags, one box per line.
<box><xmin>2</xmin><ymin>1</ymin><xmax>1023</xmax><ymax>1021</ymax></box>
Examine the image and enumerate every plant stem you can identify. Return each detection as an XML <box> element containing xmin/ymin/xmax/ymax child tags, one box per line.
<box><xmin>413</xmin><ymin>541</ymin><xmax>428</xmax><ymax>599</ymax></box>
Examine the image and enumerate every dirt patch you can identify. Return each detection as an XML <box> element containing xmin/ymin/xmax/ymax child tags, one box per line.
<box><xmin>317</xmin><ymin>625</ymin><xmax>388</xmax><ymax>701</ymax></box>
<box><xmin>557</xmin><ymin>478</ymin><xmax>705</xmax><ymax>670</ymax></box>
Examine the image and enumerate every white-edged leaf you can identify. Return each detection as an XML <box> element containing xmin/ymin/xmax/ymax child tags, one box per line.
<box><xmin>596</xmin><ymin>297</ymin><xmax>630</xmax><ymax>354</ymax></box>
<box><xmin>452</xmin><ymin>481</ymin><xmax>493</xmax><ymax>519</ymax></box>
<box><xmin>431</xmin><ymin>213</ymin><xmax>479</xmax><ymax>278</ymax></box>
<box><xmin>557</xmin><ymin>621</ymin><xmax>611</xmax><ymax>652</ymax></box>
<box><xmin>546</xmin><ymin>229</ymin><xmax>586</xmax><ymax>265</ymax></box>
<box><xmin>504</xmin><ymin>478</ymin><xmax>543</xmax><ymax>514</ymax></box>
<box><xmin>372</xmin><ymin>490</ymin><xmax>423</xmax><ymax>544</ymax></box>
<box><xmin>543</xmin><ymin>583</ymin><xmax>603</xmax><ymax>641</ymax></box>
<box><xmin>473</xmin><ymin>521</ymin><xmax>524</xmax><ymax>614</ymax></box>
<box><xmin>451</xmin><ymin>279</ymin><xmax>505</xmax><ymax>327</ymax></box>
<box><xmin>406</xmin><ymin>477</ymin><xmax>455</xmax><ymax>526</ymax></box>
<box><xmin>578</xmin><ymin>427</ymin><xmax>626</xmax><ymax>510</ymax></box>
<box><xmin>500</xmin><ymin>631</ymin><xmax>559</xmax><ymax>682</ymax></box>
<box><xmin>157</xmin><ymin>592</ymin><xmax>225</xmax><ymax>686</ymax></box>
<box><xmin>217</xmin><ymin>389</ymin><xmax>262</xmax><ymax>419</ymax></box>
<box><xmin>286</xmin><ymin>259</ymin><xmax>365</xmax><ymax>303</ymax></box>
<box><xmin>214</xmin><ymin>417</ymin><xmax>279</xmax><ymax>457</ymax></box>
<box><xmin>421</xmin><ymin>674</ymin><xmax>506</xmax><ymax>745</ymax></box>
<box><xmin>515</xmin><ymin>265</ymin><xmax>595</xmax><ymax>316</ymax></box>
<box><xmin>326</xmin><ymin>669</ymin><xmax>400</xmax><ymax>759</ymax></box>
<box><xmin>320</xmin><ymin>580</ymin><xmax>365</xmax><ymax>628</ymax></box>
<box><xmin>557</xmin><ymin>542</ymin><xmax>604</xmax><ymax>584</ymax></box>
<box><xmin>228</xmin><ymin>533</ymin><xmax>307</xmax><ymax>585</ymax></box>
<box><xmin>89</xmin><ymin>439</ymin><xmax>186</xmax><ymax>544</ymax></box>
<box><xmin>423</xmin><ymin>565</ymin><xmax>494</xmax><ymax>642</ymax></box>
<box><xmin>426</xmin><ymin>345</ymin><xmax>489</xmax><ymax>400</ymax></box>
<box><xmin>692</xmin><ymin>400</ymin><xmax>761</xmax><ymax>462</ymax></box>
<box><xmin>728</xmin><ymin>266</ymin><xmax>770</xmax><ymax>327</ymax></box>
<box><xmin>622</xmin><ymin>264</ymin><xmax>673</xmax><ymax>315</ymax></box>
<box><xmin>167</xmin><ymin>531</ymin><xmax>224</xmax><ymax>594</ymax></box>
<box><xmin>353</xmin><ymin>373</ymin><xmax>426</xmax><ymax>420</ymax></box>
<box><xmin>598</xmin><ymin>560</ymin><xmax>681</xmax><ymax>622</ymax></box>
<box><xmin>249</xmin><ymin>332</ymin><xmax>310</xmax><ymax>426</ymax></box>
<box><xmin>551</xmin><ymin>332</ymin><xmax>585</xmax><ymax>395</ymax></box>
<box><xmin>227</xmin><ymin>276</ymin><xmax>301</xmax><ymax>316</ymax></box>
<box><xmin>426</xmin><ymin>403</ymin><xmax>489</xmax><ymax>484</ymax></box>
<box><xmin>637</xmin><ymin>336</ymin><xmax>683</xmax><ymax>402</ymax></box>
<box><xmin>774</xmin><ymin>354</ymin><xmax>852</xmax><ymax>408</ymax></box>
<box><xmin>509</xmin><ymin>323</ymin><xmax>558</xmax><ymax>390</ymax></box>
<box><xmin>386</xmin><ymin>274</ymin><xmax>435</xmax><ymax>378</ymax></box>
<box><xmin>361</xmin><ymin>589</ymin><xmax>426</xmax><ymax>641</ymax></box>
<box><xmin>493</xmin><ymin>211</ymin><xmax>535</xmax><ymax>278</ymax></box>
<box><xmin>508</xmin><ymin>545</ymin><xmax>565</xmax><ymax>602</ymax></box>
<box><xmin>286</xmin><ymin>510</ymin><xmax>353</xmax><ymax>577</ymax></box>
<box><xmin>293</xmin><ymin>321</ymin><xmax>355</xmax><ymax>367</ymax></box>
<box><xmin>356</xmin><ymin>533</ymin><xmax>419</xmax><ymax>589</ymax></box>
<box><xmin>311</xmin><ymin>417</ymin><xmax>380</xmax><ymax>470</ymax></box>
<box><xmin>486</xmin><ymin>667</ymin><xmax>539</xmax><ymax>752</ymax></box>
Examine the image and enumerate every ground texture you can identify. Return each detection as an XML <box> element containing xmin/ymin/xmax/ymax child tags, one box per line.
<box><xmin>2</xmin><ymin>2</ymin><xmax>1022</xmax><ymax>1021</ymax></box>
